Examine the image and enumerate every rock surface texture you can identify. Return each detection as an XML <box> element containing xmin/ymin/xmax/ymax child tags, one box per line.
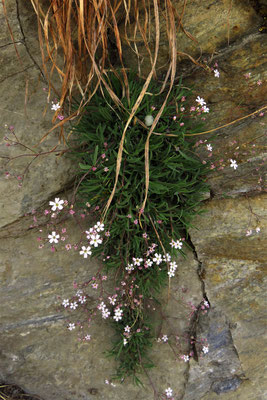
<box><xmin>0</xmin><ymin>1</ymin><xmax>266</xmax><ymax>400</ymax></box>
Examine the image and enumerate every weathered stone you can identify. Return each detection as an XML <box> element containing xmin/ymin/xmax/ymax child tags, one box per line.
<box><xmin>0</xmin><ymin>213</ymin><xmax>203</xmax><ymax>400</ymax></box>
<box><xmin>188</xmin><ymin>194</ymin><xmax>267</xmax><ymax>399</ymax></box>
<box><xmin>0</xmin><ymin>1</ymin><xmax>266</xmax><ymax>400</ymax></box>
<box><xmin>183</xmin><ymin>309</ymin><xmax>244</xmax><ymax>400</ymax></box>
<box><xmin>0</xmin><ymin>1</ymin><xmax>76</xmax><ymax>229</ymax></box>
<box><xmin>120</xmin><ymin>0</ymin><xmax>260</xmax><ymax>75</ymax></box>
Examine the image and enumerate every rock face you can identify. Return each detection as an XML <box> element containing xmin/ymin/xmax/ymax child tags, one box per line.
<box><xmin>119</xmin><ymin>0</ymin><xmax>261</xmax><ymax>76</ymax></box>
<box><xmin>0</xmin><ymin>0</ymin><xmax>76</xmax><ymax>229</ymax></box>
<box><xmin>0</xmin><ymin>1</ymin><xmax>266</xmax><ymax>400</ymax></box>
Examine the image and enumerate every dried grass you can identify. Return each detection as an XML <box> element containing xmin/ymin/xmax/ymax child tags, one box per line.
<box><xmin>3</xmin><ymin>0</ymin><xmax>207</xmax><ymax>217</ymax></box>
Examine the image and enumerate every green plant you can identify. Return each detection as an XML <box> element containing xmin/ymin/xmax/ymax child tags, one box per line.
<box><xmin>68</xmin><ymin>71</ymin><xmax>210</xmax><ymax>381</ymax></box>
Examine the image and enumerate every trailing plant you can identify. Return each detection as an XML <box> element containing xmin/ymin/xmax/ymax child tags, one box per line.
<box><xmin>64</xmin><ymin>71</ymin><xmax>210</xmax><ymax>381</ymax></box>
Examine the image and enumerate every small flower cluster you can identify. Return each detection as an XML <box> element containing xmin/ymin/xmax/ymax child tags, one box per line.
<box><xmin>246</xmin><ymin>227</ymin><xmax>260</xmax><ymax>236</ymax></box>
<box><xmin>195</xmin><ymin>96</ymin><xmax>209</xmax><ymax>113</ymax></box>
<box><xmin>165</xmin><ymin>387</ymin><xmax>173</xmax><ymax>398</ymax></box>
<box><xmin>167</xmin><ymin>261</ymin><xmax>178</xmax><ymax>278</ymax></box>
<box><xmin>79</xmin><ymin>222</ymin><xmax>105</xmax><ymax>258</ymax></box>
<box><xmin>98</xmin><ymin>301</ymin><xmax>111</xmax><ymax>319</ymax></box>
<box><xmin>170</xmin><ymin>238</ymin><xmax>183</xmax><ymax>249</ymax></box>
<box><xmin>113</xmin><ymin>307</ymin><xmax>123</xmax><ymax>322</ymax></box>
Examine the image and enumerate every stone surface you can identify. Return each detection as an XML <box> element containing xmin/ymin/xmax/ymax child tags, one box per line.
<box><xmin>0</xmin><ymin>1</ymin><xmax>266</xmax><ymax>400</ymax></box>
<box><xmin>188</xmin><ymin>194</ymin><xmax>267</xmax><ymax>399</ymax></box>
<box><xmin>120</xmin><ymin>0</ymin><xmax>260</xmax><ymax>75</ymax></box>
<box><xmin>0</xmin><ymin>214</ymin><xmax>203</xmax><ymax>400</ymax></box>
<box><xmin>183</xmin><ymin>309</ymin><xmax>245</xmax><ymax>400</ymax></box>
<box><xmin>0</xmin><ymin>0</ymin><xmax>76</xmax><ymax>228</ymax></box>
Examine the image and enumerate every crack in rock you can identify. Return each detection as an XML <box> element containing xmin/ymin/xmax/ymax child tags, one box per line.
<box><xmin>180</xmin><ymin>235</ymin><xmax>247</xmax><ymax>400</ymax></box>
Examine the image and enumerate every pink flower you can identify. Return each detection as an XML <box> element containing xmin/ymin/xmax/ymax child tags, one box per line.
<box><xmin>133</xmin><ymin>219</ymin><xmax>138</xmax><ymax>225</ymax></box>
<box><xmin>180</xmin><ymin>122</ymin><xmax>184</xmax><ymax>127</ymax></box>
<box><xmin>257</xmin><ymin>80</ymin><xmax>262</xmax><ymax>86</ymax></box>
<box><xmin>92</xmin><ymin>166</ymin><xmax>97</xmax><ymax>171</ymax></box>
<box><xmin>65</xmin><ymin>244</ymin><xmax>72</xmax><ymax>250</ymax></box>
<box><xmin>69</xmin><ymin>209</ymin><xmax>75</xmax><ymax>215</ymax></box>
<box><xmin>62</xmin><ymin>228</ymin><xmax>67</xmax><ymax>233</ymax></box>
<box><xmin>57</xmin><ymin>115</ymin><xmax>64</xmax><ymax>120</ymax></box>
<box><xmin>181</xmin><ymin>96</ymin><xmax>186</xmax><ymax>102</ymax></box>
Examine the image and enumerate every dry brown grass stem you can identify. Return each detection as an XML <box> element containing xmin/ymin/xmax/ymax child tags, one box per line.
<box><xmin>4</xmin><ymin>0</ymin><xmax>211</xmax><ymax>218</ymax></box>
<box><xmin>185</xmin><ymin>105</ymin><xmax>267</xmax><ymax>136</ymax></box>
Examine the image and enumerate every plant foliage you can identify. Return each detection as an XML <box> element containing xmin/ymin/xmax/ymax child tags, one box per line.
<box><xmin>69</xmin><ymin>71</ymin><xmax>209</xmax><ymax>380</ymax></box>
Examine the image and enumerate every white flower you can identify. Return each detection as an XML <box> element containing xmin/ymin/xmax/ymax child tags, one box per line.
<box><xmin>133</xmin><ymin>257</ymin><xmax>143</xmax><ymax>266</ymax></box>
<box><xmin>256</xmin><ymin>227</ymin><xmax>261</xmax><ymax>233</ymax></box>
<box><xmin>79</xmin><ymin>246</ymin><xmax>92</xmax><ymax>258</ymax></box>
<box><xmin>246</xmin><ymin>229</ymin><xmax>252</xmax><ymax>236</ymax></box>
<box><xmin>202</xmin><ymin>105</ymin><xmax>210</xmax><ymax>113</ymax></box>
<box><xmin>85</xmin><ymin>334</ymin><xmax>91</xmax><ymax>341</ymax></box>
<box><xmin>124</xmin><ymin>325</ymin><xmax>131</xmax><ymax>333</ymax></box>
<box><xmin>196</xmin><ymin>96</ymin><xmax>206</xmax><ymax>106</ymax></box>
<box><xmin>70</xmin><ymin>302</ymin><xmax>78</xmax><ymax>310</ymax></box>
<box><xmin>68</xmin><ymin>323</ymin><xmax>75</xmax><ymax>331</ymax></box>
<box><xmin>126</xmin><ymin>263</ymin><xmax>134</xmax><ymax>272</ymax></box>
<box><xmin>113</xmin><ymin>307</ymin><xmax>123</xmax><ymax>322</ymax></box>
<box><xmin>108</xmin><ymin>295</ymin><xmax>117</xmax><ymax>305</ymax></box>
<box><xmin>214</xmin><ymin>69</ymin><xmax>220</xmax><ymax>78</ymax></box>
<box><xmin>163</xmin><ymin>253</ymin><xmax>171</xmax><ymax>262</ymax></box>
<box><xmin>206</xmin><ymin>144</ymin><xmax>212</xmax><ymax>151</ymax></box>
<box><xmin>146</xmin><ymin>259</ymin><xmax>153</xmax><ymax>267</ymax></box>
<box><xmin>94</xmin><ymin>221</ymin><xmax>104</xmax><ymax>232</ymax></box>
<box><xmin>202</xmin><ymin>346</ymin><xmax>209</xmax><ymax>354</ymax></box>
<box><xmin>162</xmin><ymin>335</ymin><xmax>168</xmax><ymax>342</ymax></box>
<box><xmin>85</xmin><ymin>227</ymin><xmax>96</xmax><ymax>239</ymax></box>
<box><xmin>123</xmin><ymin>338</ymin><xmax>128</xmax><ymax>346</ymax></box>
<box><xmin>49</xmin><ymin>197</ymin><xmax>64</xmax><ymax>211</ymax></box>
<box><xmin>76</xmin><ymin>289</ymin><xmax>83</xmax><ymax>296</ymax></box>
<box><xmin>203</xmin><ymin>300</ymin><xmax>209</xmax><ymax>308</ymax></box>
<box><xmin>170</xmin><ymin>239</ymin><xmax>183</xmax><ymax>249</ymax></box>
<box><xmin>48</xmin><ymin>231</ymin><xmax>60</xmax><ymax>244</ymax></box>
<box><xmin>144</xmin><ymin>115</ymin><xmax>154</xmax><ymax>127</ymax></box>
<box><xmin>182</xmin><ymin>354</ymin><xmax>190</xmax><ymax>362</ymax></box>
<box><xmin>153</xmin><ymin>253</ymin><xmax>163</xmax><ymax>265</ymax></box>
<box><xmin>102</xmin><ymin>309</ymin><xmax>111</xmax><ymax>319</ymax></box>
<box><xmin>90</xmin><ymin>234</ymin><xmax>102</xmax><ymax>247</ymax></box>
<box><xmin>98</xmin><ymin>301</ymin><xmax>105</xmax><ymax>311</ymax></box>
<box><xmin>170</xmin><ymin>261</ymin><xmax>177</xmax><ymax>270</ymax></box>
<box><xmin>230</xmin><ymin>159</ymin><xmax>238</xmax><ymax>170</ymax></box>
<box><xmin>62</xmin><ymin>299</ymin><xmax>69</xmax><ymax>308</ymax></box>
<box><xmin>51</xmin><ymin>102</ymin><xmax>61</xmax><ymax>111</ymax></box>
<box><xmin>79</xmin><ymin>296</ymin><xmax>86</xmax><ymax>304</ymax></box>
<box><xmin>165</xmin><ymin>387</ymin><xmax>173</xmax><ymax>398</ymax></box>
<box><xmin>168</xmin><ymin>270</ymin><xmax>175</xmax><ymax>278</ymax></box>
